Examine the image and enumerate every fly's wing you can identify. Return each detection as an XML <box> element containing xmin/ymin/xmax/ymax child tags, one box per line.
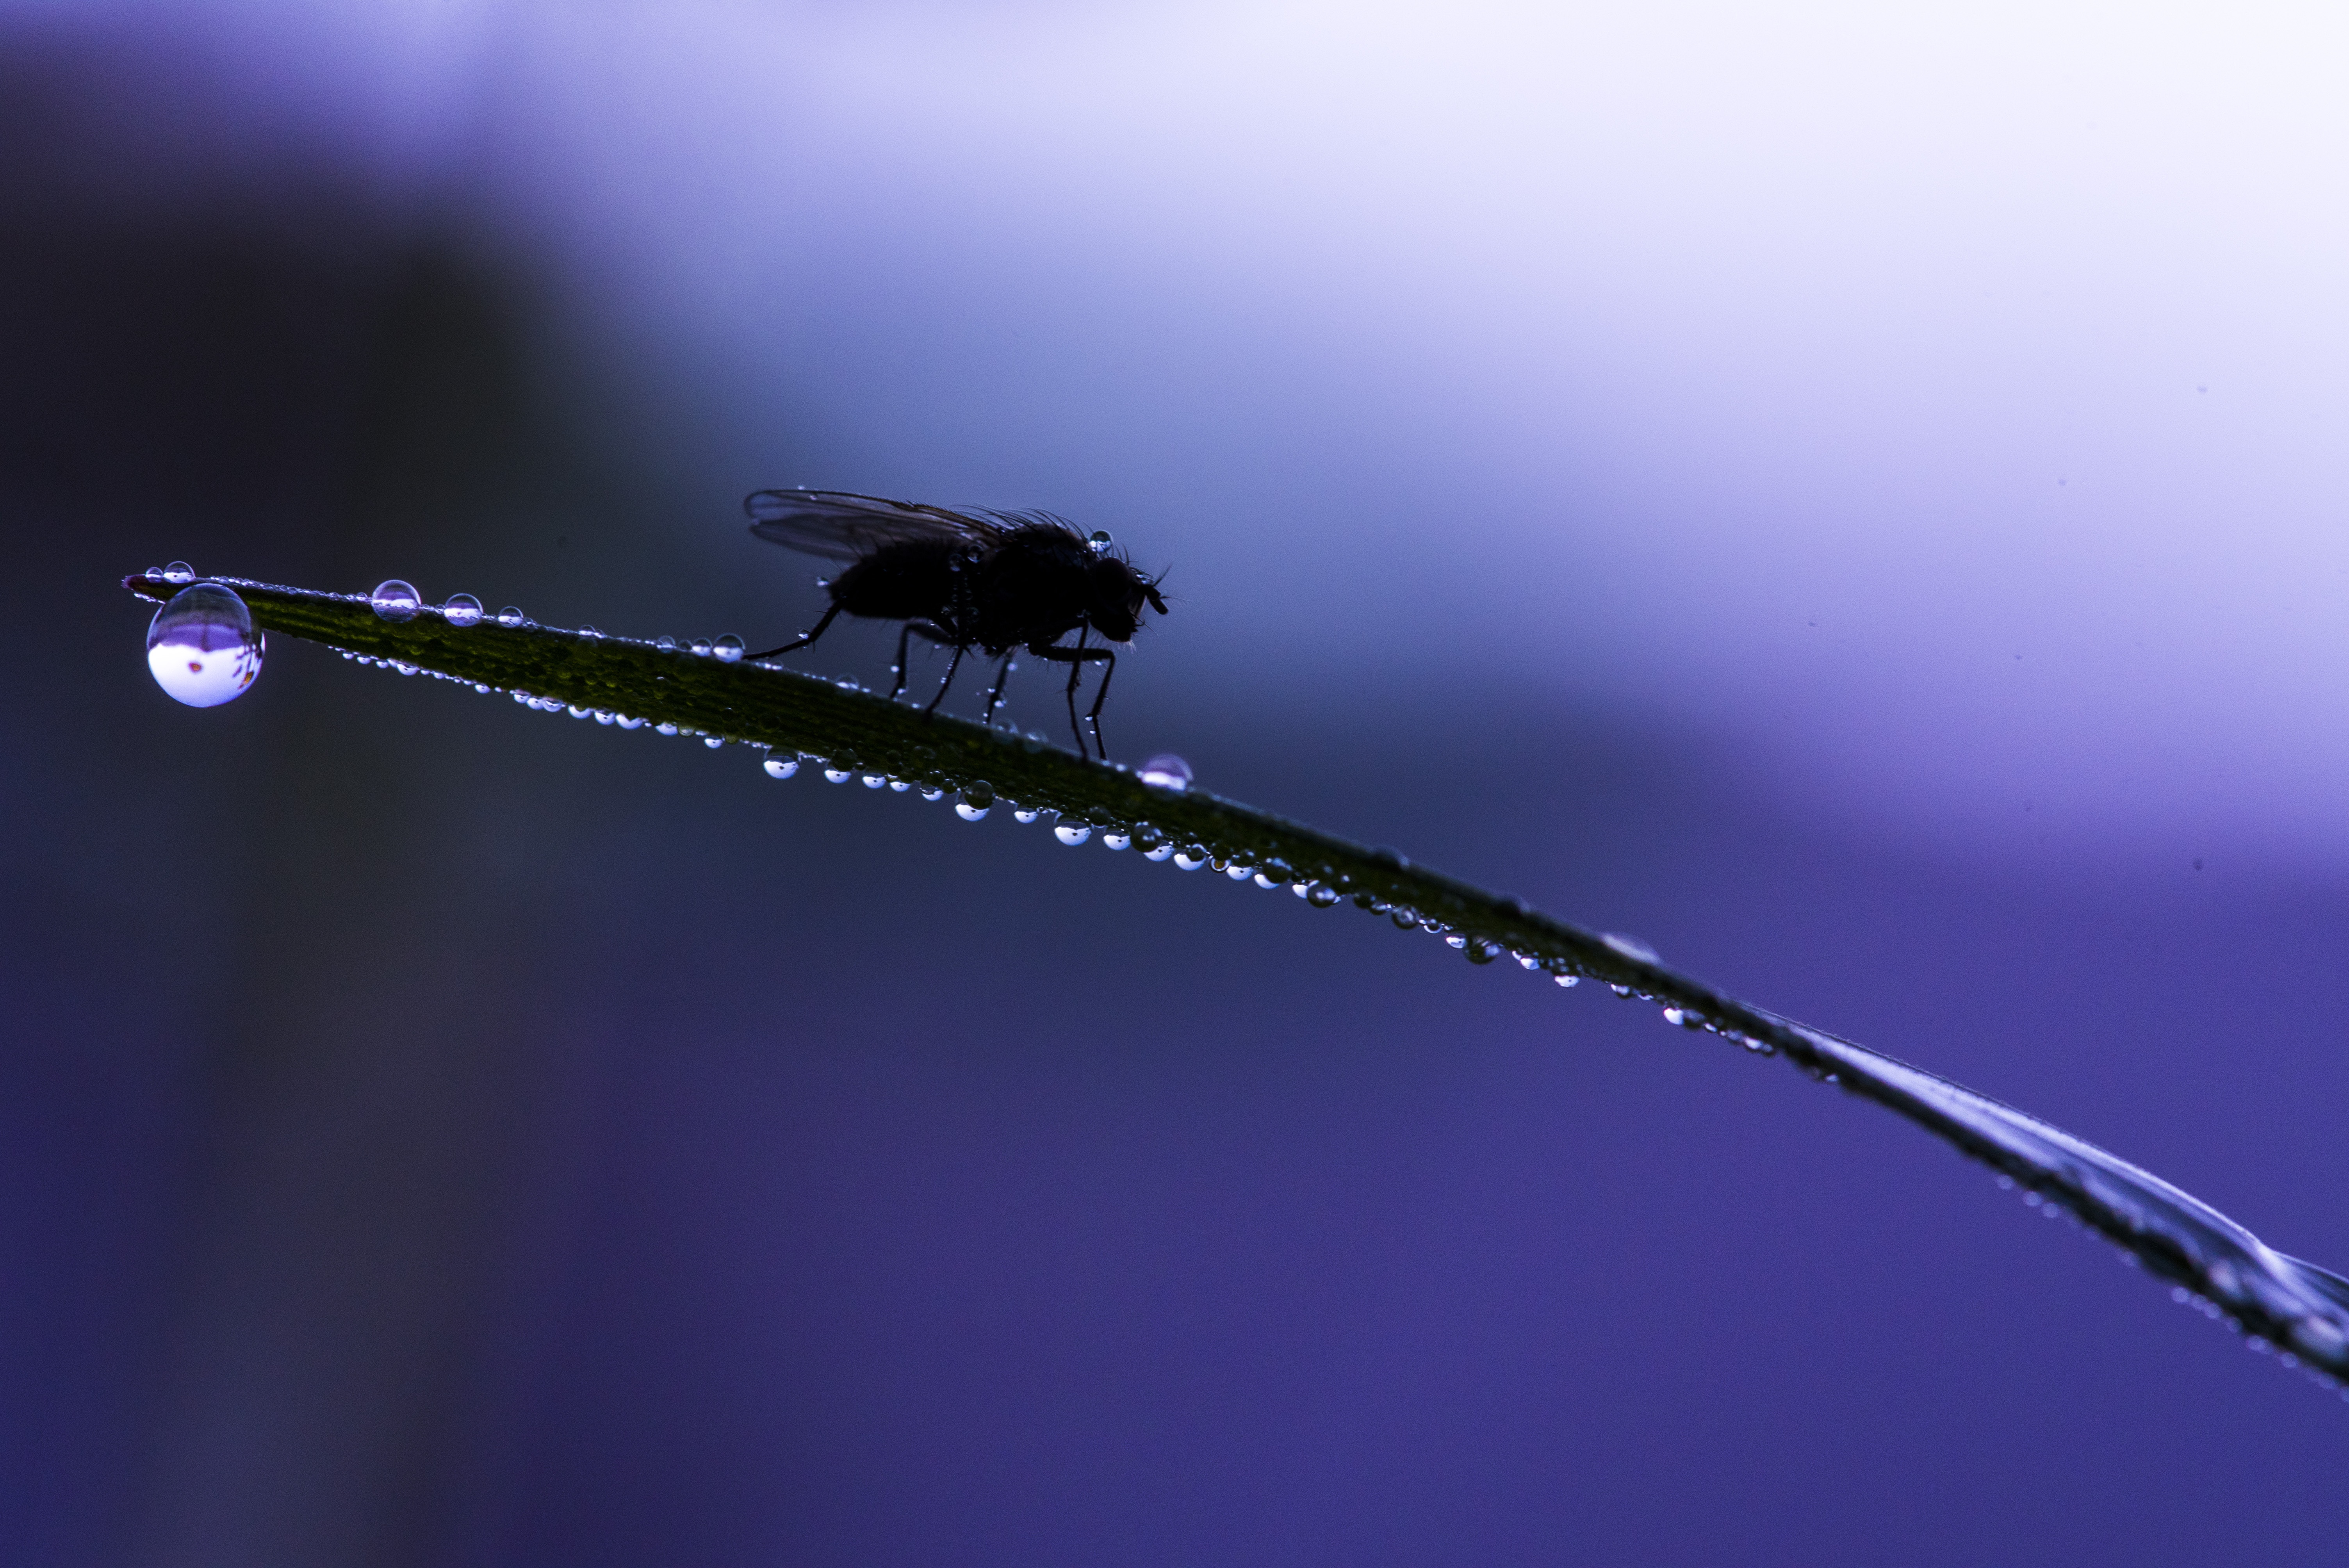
<box><xmin>744</xmin><ymin>489</ymin><xmax>1008</xmax><ymax>562</ymax></box>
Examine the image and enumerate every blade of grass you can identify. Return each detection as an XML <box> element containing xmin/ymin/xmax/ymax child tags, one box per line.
<box><xmin>124</xmin><ymin>570</ymin><xmax>2349</xmax><ymax>1391</ymax></box>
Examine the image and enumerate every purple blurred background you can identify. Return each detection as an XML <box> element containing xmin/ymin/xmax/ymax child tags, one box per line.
<box><xmin>5</xmin><ymin>3</ymin><xmax>2347</xmax><ymax>1563</ymax></box>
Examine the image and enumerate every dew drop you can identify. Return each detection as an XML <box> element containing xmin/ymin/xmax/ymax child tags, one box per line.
<box><xmin>593</xmin><ymin>710</ymin><xmax>615</xmax><ymax>725</ymax></box>
<box><xmin>1173</xmin><ymin>848</ymin><xmax>1209</xmax><ymax>871</ymax></box>
<box><xmin>920</xmin><ymin>787</ymin><xmax>946</xmax><ymax>802</ymax></box>
<box><xmin>1055</xmin><ymin>823</ymin><xmax>1092</xmax><ymax>845</ymax></box>
<box><xmin>763</xmin><ymin>757</ymin><xmax>799</xmax><ymax>779</ymax></box>
<box><xmin>690</xmin><ymin>639</ymin><xmax>713</xmax><ymax>657</ymax></box>
<box><xmin>1307</xmin><ymin>883</ymin><xmax>1342</xmax><ymax>907</ymax></box>
<box><xmin>862</xmin><ymin>775</ymin><xmax>885</xmax><ymax>788</ymax></box>
<box><xmin>824</xmin><ymin>767</ymin><xmax>853</xmax><ymax>784</ymax></box>
<box><xmin>1226</xmin><ymin>864</ymin><xmax>1255</xmax><ymax>881</ymax></box>
<box><xmin>568</xmin><ymin>705</ymin><xmax>591</xmax><ymax>719</ymax></box>
<box><xmin>497</xmin><ymin>605</ymin><xmax>527</xmax><ymax>628</ymax></box>
<box><xmin>888</xmin><ymin>779</ymin><xmax>911</xmax><ymax>792</ymax></box>
<box><xmin>370</xmin><ymin>579</ymin><xmax>421</xmax><ymax>622</ymax></box>
<box><xmin>1609</xmin><ymin>984</ymin><xmax>1632</xmax><ymax>997</ymax></box>
<box><xmin>146</xmin><ymin>583</ymin><xmax>263</xmax><ymax>707</ymax></box>
<box><xmin>1390</xmin><ymin>909</ymin><xmax>1419</xmax><ymax>930</ymax></box>
<box><xmin>1103</xmin><ymin>832</ymin><xmax>1132</xmax><ymax>851</ymax></box>
<box><xmin>1137</xmin><ymin>754</ymin><xmax>1193</xmax><ymax>791</ymax></box>
<box><xmin>1464</xmin><ymin>939</ymin><xmax>1502</xmax><ymax>965</ymax></box>
<box><xmin>1144</xmin><ymin>843</ymin><xmax>1177</xmax><ymax>862</ymax></box>
<box><xmin>1445</xmin><ymin>934</ymin><xmax>1468</xmax><ymax>949</ymax></box>
<box><xmin>655</xmin><ymin>722</ymin><xmax>679</xmax><ymax>736</ymax></box>
<box><xmin>1253</xmin><ymin>872</ymin><xmax>1280</xmax><ymax>889</ymax></box>
<box><xmin>442</xmin><ymin>593</ymin><xmax>484</xmax><ymax>627</ymax></box>
<box><xmin>163</xmin><ymin>561</ymin><xmax>195</xmax><ymax>584</ymax></box>
<box><xmin>1087</xmin><ymin>529</ymin><xmax>1113</xmax><ymax>553</ymax></box>
<box><xmin>1554</xmin><ymin>974</ymin><xmax>1581</xmax><ymax>987</ymax></box>
<box><xmin>1601</xmin><ymin>932</ymin><xmax>1660</xmax><ymax>964</ymax></box>
<box><xmin>703</xmin><ymin>736</ymin><xmax>724</xmax><ymax>749</ymax></box>
<box><xmin>1014</xmin><ymin>808</ymin><xmax>1042</xmax><ymax>824</ymax></box>
<box><xmin>617</xmin><ymin>715</ymin><xmax>644</xmax><ymax>729</ymax></box>
<box><xmin>713</xmin><ymin>634</ymin><xmax>745</xmax><ymax>663</ymax></box>
<box><xmin>579</xmin><ymin>625</ymin><xmax>602</xmax><ymax>639</ymax></box>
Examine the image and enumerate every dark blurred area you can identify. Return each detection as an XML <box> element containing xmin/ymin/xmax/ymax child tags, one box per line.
<box><xmin>6</xmin><ymin>21</ymin><xmax>2348</xmax><ymax>1568</ymax></box>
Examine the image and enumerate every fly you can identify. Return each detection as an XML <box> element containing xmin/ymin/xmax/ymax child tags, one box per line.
<box><xmin>744</xmin><ymin>488</ymin><xmax>1169</xmax><ymax>761</ymax></box>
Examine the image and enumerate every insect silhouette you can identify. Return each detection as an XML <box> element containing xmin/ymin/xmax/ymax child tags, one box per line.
<box><xmin>745</xmin><ymin>488</ymin><xmax>1169</xmax><ymax>761</ymax></box>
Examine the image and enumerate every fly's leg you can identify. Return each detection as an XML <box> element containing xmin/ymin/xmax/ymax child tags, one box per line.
<box><xmin>889</xmin><ymin>623</ymin><xmax>916</xmax><ymax>701</ymax></box>
<box><xmin>918</xmin><ymin>629</ymin><xmax>967</xmax><ymax>714</ymax></box>
<box><xmin>1030</xmin><ymin>642</ymin><xmax>1116</xmax><ymax>759</ymax></box>
<box><xmin>749</xmin><ymin>599</ymin><xmax>843</xmax><ymax>661</ymax></box>
<box><xmin>981</xmin><ymin>653</ymin><xmax>1016</xmax><ymax>727</ymax></box>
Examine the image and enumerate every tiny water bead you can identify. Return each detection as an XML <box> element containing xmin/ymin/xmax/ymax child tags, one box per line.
<box><xmin>616</xmin><ymin>715</ymin><xmax>644</xmax><ymax>730</ymax></box>
<box><xmin>1013</xmin><ymin>808</ymin><xmax>1042</xmax><ymax>825</ymax></box>
<box><xmin>146</xmin><ymin>583</ymin><xmax>264</xmax><ymax>707</ymax></box>
<box><xmin>655</xmin><ymin>722</ymin><xmax>679</xmax><ymax>736</ymax></box>
<box><xmin>823</xmin><ymin>767</ymin><xmax>853</xmax><ymax>784</ymax></box>
<box><xmin>920</xmin><ymin>787</ymin><xmax>946</xmax><ymax>802</ymax></box>
<box><xmin>862</xmin><ymin>775</ymin><xmax>886</xmax><ymax>788</ymax></box>
<box><xmin>713</xmin><ymin>634</ymin><xmax>745</xmax><ymax>663</ymax></box>
<box><xmin>763</xmin><ymin>757</ymin><xmax>800</xmax><ymax>779</ymax></box>
<box><xmin>690</xmin><ymin>639</ymin><xmax>713</xmax><ymax>657</ymax></box>
<box><xmin>1054</xmin><ymin>823</ymin><xmax>1092</xmax><ymax>846</ymax></box>
<box><xmin>1600</xmin><ymin>932</ymin><xmax>1660</xmax><ymax>964</ymax></box>
<box><xmin>1102</xmin><ymin>832</ymin><xmax>1131</xmax><ymax>851</ymax></box>
<box><xmin>1087</xmin><ymin>529</ymin><xmax>1113</xmax><ymax>553</ymax></box>
<box><xmin>1306</xmin><ymin>883</ymin><xmax>1342</xmax><ymax>908</ymax></box>
<box><xmin>497</xmin><ymin>606</ymin><xmax>527</xmax><ymax>628</ymax></box>
<box><xmin>1137</xmin><ymin>754</ymin><xmax>1193</xmax><ymax>791</ymax></box>
<box><xmin>442</xmin><ymin>593</ymin><xmax>484</xmax><ymax>627</ymax></box>
<box><xmin>1144</xmin><ymin>843</ymin><xmax>1177</xmax><ymax>862</ymax></box>
<box><xmin>163</xmin><ymin>561</ymin><xmax>196</xmax><ymax>584</ymax></box>
<box><xmin>955</xmin><ymin>781</ymin><xmax>996</xmax><ymax>821</ymax></box>
<box><xmin>1554</xmin><ymin>974</ymin><xmax>1581</xmax><ymax>987</ymax></box>
<box><xmin>1173</xmin><ymin>847</ymin><xmax>1208</xmax><ymax>871</ymax></box>
<box><xmin>370</xmin><ymin>579</ymin><xmax>421</xmax><ymax>622</ymax></box>
<box><xmin>593</xmin><ymin>710</ymin><xmax>615</xmax><ymax>724</ymax></box>
<box><xmin>888</xmin><ymin>779</ymin><xmax>911</xmax><ymax>792</ymax></box>
<box><xmin>655</xmin><ymin>636</ymin><xmax>678</xmax><ymax>651</ymax></box>
<box><xmin>704</xmin><ymin>736</ymin><xmax>724</xmax><ymax>749</ymax></box>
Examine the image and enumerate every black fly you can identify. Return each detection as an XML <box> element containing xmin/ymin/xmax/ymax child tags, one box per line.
<box><xmin>745</xmin><ymin>488</ymin><xmax>1168</xmax><ymax>761</ymax></box>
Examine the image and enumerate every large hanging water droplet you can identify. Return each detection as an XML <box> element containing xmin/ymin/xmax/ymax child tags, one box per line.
<box><xmin>1137</xmin><ymin>754</ymin><xmax>1193</xmax><ymax>791</ymax></box>
<box><xmin>956</xmin><ymin>781</ymin><xmax>994</xmax><ymax>820</ymax></box>
<box><xmin>146</xmin><ymin>583</ymin><xmax>263</xmax><ymax>707</ymax></box>
<box><xmin>442</xmin><ymin>593</ymin><xmax>484</xmax><ymax>627</ymax></box>
<box><xmin>1054</xmin><ymin>823</ymin><xmax>1092</xmax><ymax>845</ymax></box>
<box><xmin>713</xmin><ymin>634</ymin><xmax>745</xmax><ymax>663</ymax></box>
<box><xmin>763</xmin><ymin>757</ymin><xmax>799</xmax><ymax>779</ymax></box>
<box><xmin>369</xmin><ymin>579</ymin><xmax>421</xmax><ymax>621</ymax></box>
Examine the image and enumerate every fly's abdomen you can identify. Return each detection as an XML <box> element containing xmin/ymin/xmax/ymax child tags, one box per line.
<box><xmin>833</xmin><ymin>541</ymin><xmax>960</xmax><ymax>622</ymax></box>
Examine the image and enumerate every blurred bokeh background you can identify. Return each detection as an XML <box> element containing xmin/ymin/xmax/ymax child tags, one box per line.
<box><xmin>5</xmin><ymin>2</ymin><xmax>2347</xmax><ymax>1563</ymax></box>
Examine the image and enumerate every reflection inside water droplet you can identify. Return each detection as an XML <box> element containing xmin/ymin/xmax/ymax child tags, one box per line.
<box><xmin>1103</xmin><ymin>832</ymin><xmax>1131</xmax><ymax>850</ymax></box>
<box><xmin>655</xmin><ymin>722</ymin><xmax>679</xmax><ymax>736</ymax></box>
<box><xmin>690</xmin><ymin>639</ymin><xmax>712</xmax><ymax>657</ymax></box>
<box><xmin>824</xmin><ymin>768</ymin><xmax>852</xmax><ymax>783</ymax></box>
<box><xmin>1144</xmin><ymin>843</ymin><xmax>1177</xmax><ymax>861</ymax></box>
<box><xmin>1554</xmin><ymin>974</ymin><xmax>1581</xmax><ymax>987</ymax></box>
<box><xmin>862</xmin><ymin>775</ymin><xmax>885</xmax><ymax>788</ymax></box>
<box><xmin>163</xmin><ymin>561</ymin><xmax>195</xmax><ymax>584</ymax></box>
<box><xmin>920</xmin><ymin>787</ymin><xmax>946</xmax><ymax>802</ymax></box>
<box><xmin>370</xmin><ymin>579</ymin><xmax>420</xmax><ymax>621</ymax></box>
<box><xmin>713</xmin><ymin>634</ymin><xmax>745</xmax><ymax>663</ymax></box>
<box><xmin>1054</xmin><ymin>823</ymin><xmax>1091</xmax><ymax>845</ymax></box>
<box><xmin>704</xmin><ymin>736</ymin><xmax>724</xmax><ymax>748</ymax></box>
<box><xmin>1306</xmin><ymin>883</ymin><xmax>1341</xmax><ymax>907</ymax></box>
<box><xmin>617</xmin><ymin>715</ymin><xmax>643</xmax><ymax>729</ymax></box>
<box><xmin>146</xmin><ymin>583</ymin><xmax>263</xmax><ymax>707</ymax></box>
<box><xmin>1014</xmin><ymin>808</ymin><xmax>1041</xmax><ymax>824</ymax></box>
<box><xmin>497</xmin><ymin>606</ymin><xmax>526</xmax><ymax>628</ymax></box>
<box><xmin>442</xmin><ymin>593</ymin><xmax>483</xmax><ymax>627</ymax></box>
<box><xmin>1137</xmin><ymin>754</ymin><xmax>1193</xmax><ymax>791</ymax></box>
<box><xmin>763</xmin><ymin>757</ymin><xmax>798</xmax><ymax>779</ymax></box>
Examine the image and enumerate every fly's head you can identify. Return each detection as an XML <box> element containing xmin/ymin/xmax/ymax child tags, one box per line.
<box><xmin>1086</xmin><ymin>556</ymin><xmax>1168</xmax><ymax>643</ymax></box>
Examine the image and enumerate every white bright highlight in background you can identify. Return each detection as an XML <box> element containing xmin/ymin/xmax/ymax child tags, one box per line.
<box><xmin>41</xmin><ymin>0</ymin><xmax>2349</xmax><ymax>861</ymax></box>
